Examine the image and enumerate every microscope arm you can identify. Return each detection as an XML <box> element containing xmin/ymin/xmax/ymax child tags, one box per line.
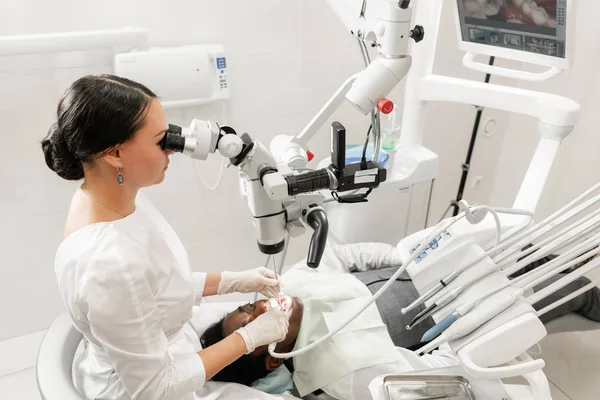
<box><xmin>270</xmin><ymin>0</ymin><xmax>421</xmax><ymax>168</ymax></box>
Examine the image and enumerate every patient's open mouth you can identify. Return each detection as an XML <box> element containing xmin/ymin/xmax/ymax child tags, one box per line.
<box><xmin>268</xmin><ymin>295</ymin><xmax>294</xmax><ymax>314</ymax></box>
<box><xmin>280</xmin><ymin>295</ymin><xmax>293</xmax><ymax>313</ymax></box>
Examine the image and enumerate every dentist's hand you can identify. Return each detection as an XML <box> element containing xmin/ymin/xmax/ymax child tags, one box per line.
<box><xmin>235</xmin><ymin>308</ymin><xmax>289</xmax><ymax>354</ymax></box>
<box><xmin>217</xmin><ymin>267</ymin><xmax>282</xmax><ymax>297</ymax></box>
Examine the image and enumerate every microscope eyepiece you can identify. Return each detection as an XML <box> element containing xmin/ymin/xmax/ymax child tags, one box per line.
<box><xmin>159</xmin><ymin>132</ymin><xmax>186</xmax><ymax>153</ymax></box>
<box><xmin>285</xmin><ymin>169</ymin><xmax>333</xmax><ymax>196</ymax></box>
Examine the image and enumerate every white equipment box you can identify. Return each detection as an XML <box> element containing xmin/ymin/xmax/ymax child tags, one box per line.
<box><xmin>114</xmin><ymin>44</ymin><xmax>229</xmax><ymax>108</ymax></box>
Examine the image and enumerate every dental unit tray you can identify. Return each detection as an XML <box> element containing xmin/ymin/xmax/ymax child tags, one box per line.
<box><xmin>383</xmin><ymin>375</ymin><xmax>477</xmax><ymax>400</ymax></box>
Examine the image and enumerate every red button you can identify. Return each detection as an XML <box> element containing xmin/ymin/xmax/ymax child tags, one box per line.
<box><xmin>306</xmin><ymin>149</ymin><xmax>315</xmax><ymax>162</ymax></box>
<box><xmin>377</xmin><ymin>98</ymin><xmax>394</xmax><ymax>114</ymax></box>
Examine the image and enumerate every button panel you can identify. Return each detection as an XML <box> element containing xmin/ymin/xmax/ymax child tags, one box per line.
<box><xmin>216</xmin><ymin>57</ymin><xmax>228</xmax><ymax>90</ymax></box>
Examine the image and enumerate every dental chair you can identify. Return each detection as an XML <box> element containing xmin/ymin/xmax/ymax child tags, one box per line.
<box><xmin>36</xmin><ymin>310</ymin><xmax>84</xmax><ymax>400</ymax></box>
<box><xmin>36</xmin><ymin>304</ymin><xmax>599</xmax><ymax>400</ymax></box>
<box><xmin>35</xmin><ymin>302</ymin><xmax>256</xmax><ymax>400</ymax></box>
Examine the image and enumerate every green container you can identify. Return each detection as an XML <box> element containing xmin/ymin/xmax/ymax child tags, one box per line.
<box><xmin>381</xmin><ymin>126</ymin><xmax>401</xmax><ymax>151</ymax></box>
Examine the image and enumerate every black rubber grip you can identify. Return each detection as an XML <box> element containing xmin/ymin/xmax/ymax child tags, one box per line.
<box><xmin>306</xmin><ymin>209</ymin><xmax>328</xmax><ymax>268</ymax></box>
<box><xmin>160</xmin><ymin>132</ymin><xmax>186</xmax><ymax>153</ymax></box>
<box><xmin>285</xmin><ymin>169</ymin><xmax>331</xmax><ymax>196</ymax></box>
<box><xmin>168</xmin><ymin>124</ymin><xmax>183</xmax><ymax>135</ymax></box>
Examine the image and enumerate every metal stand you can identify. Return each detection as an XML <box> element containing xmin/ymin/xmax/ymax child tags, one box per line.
<box><xmin>449</xmin><ymin>56</ymin><xmax>496</xmax><ymax>217</ymax></box>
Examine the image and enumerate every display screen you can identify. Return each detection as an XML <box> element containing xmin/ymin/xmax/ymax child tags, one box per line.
<box><xmin>457</xmin><ymin>0</ymin><xmax>567</xmax><ymax>58</ymax></box>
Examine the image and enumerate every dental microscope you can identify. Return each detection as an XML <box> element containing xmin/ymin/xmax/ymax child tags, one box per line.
<box><xmin>158</xmin><ymin>120</ymin><xmax>386</xmax><ymax>268</ymax></box>
<box><xmin>159</xmin><ymin>0</ymin><xmax>422</xmax><ymax>267</ymax></box>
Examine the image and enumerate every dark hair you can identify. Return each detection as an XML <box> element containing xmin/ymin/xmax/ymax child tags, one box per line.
<box><xmin>41</xmin><ymin>74</ymin><xmax>157</xmax><ymax>180</ymax></box>
<box><xmin>200</xmin><ymin>318</ymin><xmax>271</xmax><ymax>386</ymax></box>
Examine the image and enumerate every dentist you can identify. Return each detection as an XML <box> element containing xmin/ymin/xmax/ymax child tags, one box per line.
<box><xmin>41</xmin><ymin>74</ymin><xmax>289</xmax><ymax>400</ymax></box>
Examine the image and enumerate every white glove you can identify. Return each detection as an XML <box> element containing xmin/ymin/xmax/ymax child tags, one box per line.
<box><xmin>235</xmin><ymin>308</ymin><xmax>289</xmax><ymax>354</ymax></box>
<box><xmin>217</xmin><ymin>267</ymin><xmax>281</xmax><ymax>297</ymax></box>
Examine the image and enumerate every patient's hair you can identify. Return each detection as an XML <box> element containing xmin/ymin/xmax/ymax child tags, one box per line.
<box><xmin>41</xmin><ymin>74</ymin><xmax>157</xmax><ymax>180</ymax></box>
<box><xmin>200</xmin><ymin>318</ymin><xmax>271</xmax><ymax>386</ymax></box>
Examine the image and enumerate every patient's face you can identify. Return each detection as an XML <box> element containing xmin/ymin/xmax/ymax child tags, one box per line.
<box><xmin>222</xmin><ymin>295</ymin><xmax>304</xmax><ymax>356</ymax></box>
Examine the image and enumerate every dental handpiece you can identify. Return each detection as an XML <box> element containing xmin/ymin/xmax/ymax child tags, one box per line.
<box><xmin>420</xmin><ymin>301</ymin><xmax>475</xmax><ymax>343</ymax></box>
<box><xmin>404</xmin><ymin>260</ymin><xmax>498</xmax><ymax>323</ymax></box>
<box><xmin>402</xmin><ymin>271</ymin><xmax>461</xmax><ymax>315</ymax></box>
<box><xmin>403</xmin><ymin>205</ymin><xmax>536</xmax><ymax>316</ymax></box>
<box><xmin>417</xmin><ymin>287</ymin><xmax>523</xmax><ymax>354</ymax></box>
<box><xmin>407</xmin><ymin>286</ymin><xmax>464</xmax><ymax>330</ymax></box>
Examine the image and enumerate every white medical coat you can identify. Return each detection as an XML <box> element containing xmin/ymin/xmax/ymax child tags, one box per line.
<box><xmin>54</xmin><ymin>191</ymin><xmax>296</xmax><ymax>400</ymax></box>
<box><xmin>55</xmin><ymin>191</ymin><xmax>209</xmax><ymax>399</ymax></box>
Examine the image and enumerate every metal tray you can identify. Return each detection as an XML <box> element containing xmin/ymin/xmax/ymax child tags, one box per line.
<box><xmin>382</xmin><ymin>374</ymin><xmax>477</xmax><ymax>400</ymax></box>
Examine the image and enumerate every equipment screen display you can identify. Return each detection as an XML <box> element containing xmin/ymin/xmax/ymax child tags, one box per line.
<box><xmin>457</xmin><ymin>0</ymin><xmax>567</xmax><ymax>58</ymax></box>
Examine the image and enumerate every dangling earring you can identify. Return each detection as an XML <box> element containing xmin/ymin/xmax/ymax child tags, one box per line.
<box><xmin>117</xmin><ymin>164</ymin><xmax>124</xmax><ymax>185</ymax></box>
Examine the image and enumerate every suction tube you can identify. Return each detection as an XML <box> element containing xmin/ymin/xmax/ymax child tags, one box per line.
<box><xmin>305</xmin><ymin>207</ymin><xmax>328</xmax><ymax>268</ymax></box>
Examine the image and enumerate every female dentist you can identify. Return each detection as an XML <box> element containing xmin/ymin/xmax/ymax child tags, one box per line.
<box><xmin>41</xmin><ymin>74</ymin><xmax>290</xmax><ymax>400</ymax></box>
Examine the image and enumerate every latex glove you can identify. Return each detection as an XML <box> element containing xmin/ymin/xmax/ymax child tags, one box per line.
<box><xmin>235</xmin><ymin>308</ymin><xmax>289</xmax><ymax>354</ymax></box>
<box><xmin>217</xmin><ymin>267</ymin><xmax>281</xmax><ymax>297</ymax></box>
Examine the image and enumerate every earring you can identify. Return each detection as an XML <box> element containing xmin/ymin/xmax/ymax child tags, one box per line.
<box><xmin>117</xmin><ymin>164</ymin><xmax>124</xmax><ymax>185</ymax></box>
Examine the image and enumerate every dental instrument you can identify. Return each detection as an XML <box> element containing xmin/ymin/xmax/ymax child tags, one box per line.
<box><xmin>407</xmin><ymin>286</ymin><xmax>465</xmax><ymax>330</ymax></box>
<box><xmin>402</xmin><ymin>189</ymin><xmax>600</xmax><ymax>316</ymax></box>
<box><xmin>417</xmin><ymin>287</ymin><xmax>524</xmax><ymax>354</ymax></box>
<box><xmin>254</xmin><ymin>232</ymin><xmax>290</xmax><ymax>303</ymax></box>
<box><xmin>418</xmin><ymin>234</ymin><xmax>600</xmax><ymax>345</ymax></box>
<box><xmin>406</xmin><ymin>262</ymin><xmax>498</xmax><ymax>330</ymax></box>
<box><xmin>253</xmin><ymin>254</ymin><xmax>277</xmax><ymax>303</ymax></box>
<box><xmin>420</xmin><ymin>300</ymin><xmax>476</xmax><ymax>343</ymax></box>
<box><xmin>271</xmin><ymin>255</ymin><xmax>282</xmax><ymax>306</ymax></box>
<box><xmin>401</xmin><ymin>206</ymin><xmax>534</xmax><ymax>315</ymax></box>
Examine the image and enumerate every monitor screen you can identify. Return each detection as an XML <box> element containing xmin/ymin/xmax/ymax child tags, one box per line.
<box><xmin>457</xmin><ymin>1</ymin><xmax>567</xmax><ymax>59</ymax></box>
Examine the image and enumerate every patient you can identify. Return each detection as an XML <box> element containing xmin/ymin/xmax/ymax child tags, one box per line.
<box><xmin>201</xmin><ymin>243</ymin><xmax>600</xmax><ymax>400</ymax></box>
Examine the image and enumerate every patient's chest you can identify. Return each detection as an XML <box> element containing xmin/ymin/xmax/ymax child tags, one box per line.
<box><xmin>282</xmin><ymin>268</ymin><xmax>372</xmax><ymax>302</ymax></box>
<box><xmin>283</xmin><ymin>268</ymin><xmax>402</xmax><ymax>396</ymax></box>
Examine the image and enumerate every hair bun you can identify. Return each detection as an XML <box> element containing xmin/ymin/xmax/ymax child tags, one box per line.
<box><xmin>41</xmin><ymin>124</ymin><xmax>84</xmax><ymax>181</ymax></box>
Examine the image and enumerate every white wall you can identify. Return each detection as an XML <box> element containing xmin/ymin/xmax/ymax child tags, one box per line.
<box><xmin>0</xmin><ymin>0</ymin><xmax>512</xmax><ymax>340</ymax></box>
<box><xmin>489</xmin><ymin>0</ymin><xmax>600</xmax><ymax>221</ymax></box>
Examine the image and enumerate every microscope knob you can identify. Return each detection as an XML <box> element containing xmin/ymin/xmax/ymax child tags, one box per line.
<box><xmin>218</xmin><ymin>134</ymin><xmax>244</xmax><ymax>158</ymax></box>
<box><xmin>411</xmin><ymin>25</ymin><xmax>425</xmax><ymax>43</ymax></box>
<box><xmin>377</xmin><ymin>98</ymin><xmax>394</xmax><ymax>114</ymax></box>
